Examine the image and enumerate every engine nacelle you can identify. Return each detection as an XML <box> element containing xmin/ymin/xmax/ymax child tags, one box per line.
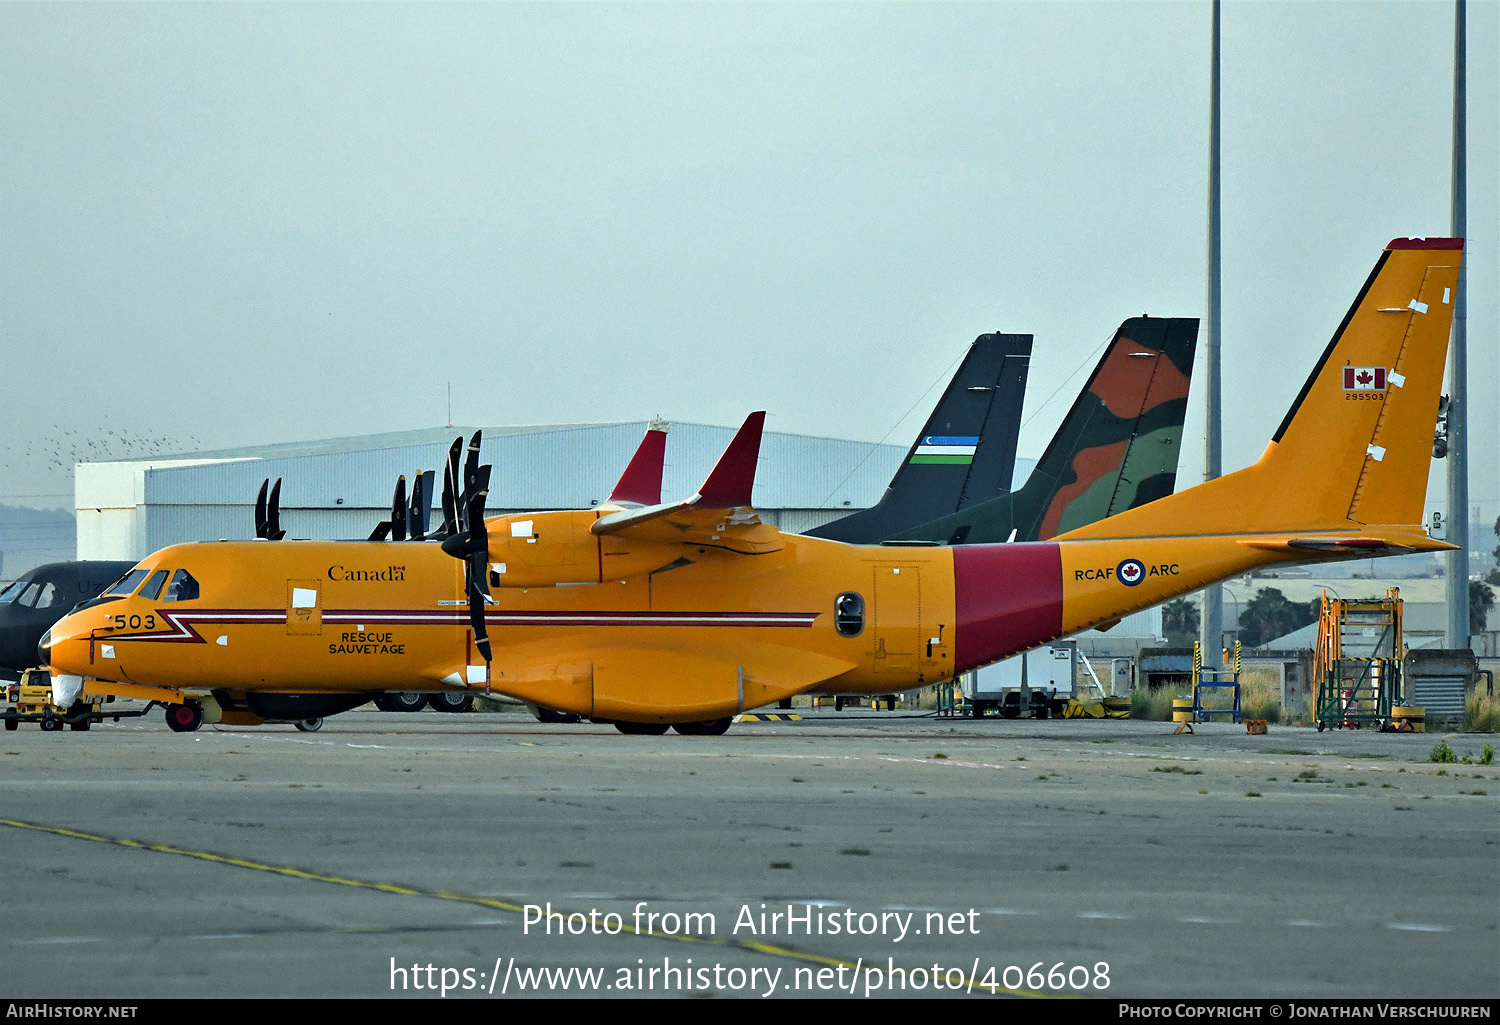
<box><xmin>484</xmin><ymin>511</ymin><xmax>679</xmax><ymax>588</ymax></box>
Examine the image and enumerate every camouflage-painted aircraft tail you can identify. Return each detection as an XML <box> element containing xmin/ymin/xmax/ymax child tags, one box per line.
<box><xmin>891</xmin><ymin>316</ymin><xmax>1198</xmax><ymax>545</ymax></box>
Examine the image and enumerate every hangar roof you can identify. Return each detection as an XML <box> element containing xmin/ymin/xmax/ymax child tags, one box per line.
<box><xmin>88</xmin><ymin>421</ymin><xmax>920</xmax><ymax>512</ymax></box>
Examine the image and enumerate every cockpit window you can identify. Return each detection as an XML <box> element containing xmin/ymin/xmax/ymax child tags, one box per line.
<box><xmin>17</xmin><ymin>583</ymin><xmax>42</xmax><ymax>608</ymax></box>
<box><xmin>33</xmin><ymin>583</ymin><xmax>59</xmax><ymax>610</ymax></box>
<box><xmin>0</xmin><ymin>580</ymin><xmax>25</xmax><ymax>604</ymax></box>
<box><xmin>104</xmin><ymin>569</ymin><xmax>150</xmax><ymax>597</ymax></box>
<box><xmin>162</xmin><ymin>569</ymin><xmax>200</xmax><ymax>603</ymax></box>
<box><xmin>139</xmin><ymin>570</ymin><xmax>169</xmax><ymax>601</ymax></box>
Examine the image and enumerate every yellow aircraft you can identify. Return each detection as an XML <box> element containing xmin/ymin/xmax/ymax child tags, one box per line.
<box><xmin>42</xmin><ymin>239</ymin><xmax>1461</xmax><ymax>735</ymax></box>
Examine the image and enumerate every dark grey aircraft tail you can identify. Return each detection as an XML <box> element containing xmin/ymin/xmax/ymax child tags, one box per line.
<box><xmin>805</xmin><ymin>333</ymin><xmax>1032</xmax><ymax>544</ymax></box>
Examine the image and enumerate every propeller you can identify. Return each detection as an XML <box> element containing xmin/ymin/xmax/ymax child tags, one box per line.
<box><xmin>440</xmin><ymin>431</ymin><xmax>493</xmax><ymax>665</ymax></box>
<box><xmin>266</xmin><ymin>479</ymin><xmax>286</xmax><ymax>540</ymax></box>
<box><xmin>390</xmin><ymin>475</ymin><xmax>408</xmax><ymax>543</ymax></box>
<box><xmin>409</xmin><ymin>470</ymin><xmax>434</xmax><ymax>541</ymax></box>
<box><xmin>434</xmin><ymin>437</ymin><xmax>462</xmax><ymax>540</ymax></box>
<box><xmin>254</xmin><ymin>479</ymin><xmax>269</xmax><ymax>538</ymax></box>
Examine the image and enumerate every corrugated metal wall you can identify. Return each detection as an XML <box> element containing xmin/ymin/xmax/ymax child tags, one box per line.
<box><xmin>105</xmin><ymin>423</ymin><xmax>1042</xmax><ymax>556</ymax></box>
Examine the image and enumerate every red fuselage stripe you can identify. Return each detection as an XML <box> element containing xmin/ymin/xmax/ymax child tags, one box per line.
<box><xmin>952</xmin><ymin>543</ymin><xmax>1064</xmax><ymax>673</ymax></box>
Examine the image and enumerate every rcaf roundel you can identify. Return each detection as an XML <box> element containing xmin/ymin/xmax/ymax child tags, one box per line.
<box><xmin>1343</xmin><ymin>366</ymin><xmax>1387</xmax><ymax>391</ymax></box>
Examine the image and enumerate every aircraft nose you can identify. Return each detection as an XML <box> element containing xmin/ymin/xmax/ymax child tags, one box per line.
<box><xmin>41</xmin><ymin>612</ymin><xmax>91</xmax><ymax>676</ymax></box>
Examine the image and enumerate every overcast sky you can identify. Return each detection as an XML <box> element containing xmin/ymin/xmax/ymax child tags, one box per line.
<box><xmin>2</xmin><ymin>1</ymin><xmax>1495</xmax><ymax>529</ymax></box>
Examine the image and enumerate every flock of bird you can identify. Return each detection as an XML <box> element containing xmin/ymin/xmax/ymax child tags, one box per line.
<box><xmin>3</xmin><ymin>425</ymin><xmax>200</xmax><ymax>505</ymax></box>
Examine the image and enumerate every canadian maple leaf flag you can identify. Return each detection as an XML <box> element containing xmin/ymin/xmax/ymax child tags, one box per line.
<box><xmin>1343</xmin><ymin>366</ymin><xmax>1387</xmax><ymax>391</ymax></box>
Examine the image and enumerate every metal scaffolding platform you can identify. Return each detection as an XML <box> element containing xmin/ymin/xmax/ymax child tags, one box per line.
<box><xmin>1314</xmin><ymin>588</ymin><xmax>1404</xmax><ymax>731</ymax></box>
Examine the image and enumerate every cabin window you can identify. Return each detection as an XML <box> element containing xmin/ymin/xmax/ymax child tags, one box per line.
<box><xmin>139</xmin><ymin>570</ymin><xmax>169</xmax><ymax>601</ymax></box>
<box><xmin>162</xmin><ymin>569</ymin><xmax>200</xmax><ymax>603</ymax></box>
<box><xmin>834</xmin><ymin>592</ymin><xmax>865</xmax><ymax>637</ymax></box>
<box><xmin>104</xmin><ymin>569</ymin><xmax>150</xmax><ymax>597</ymax></box>
<box><xmin>0</xmin><ymin>580</ymin><xmax>25</xmax><ymax>604</ymax></box>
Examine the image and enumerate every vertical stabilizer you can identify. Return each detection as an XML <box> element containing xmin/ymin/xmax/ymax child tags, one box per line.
<box><xmin>807</xmin><ymin>333</ymin><xmax>1031</xmax><ymax>543</ymax></box>
<box><xmin>891</xmin><ymin>317</ymin><xmax>1199</xmax><ymax>544</ymax></box>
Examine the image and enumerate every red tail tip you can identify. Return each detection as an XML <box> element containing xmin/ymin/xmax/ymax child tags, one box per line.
<box><xmin>1385</xmin><ymin>237</ymin><xmax>1463</xmax><ymax>250</ymax></box>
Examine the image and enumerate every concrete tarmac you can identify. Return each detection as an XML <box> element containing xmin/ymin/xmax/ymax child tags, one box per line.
<box><xmin>1</xmin><ymin>708</ymin><xmax>1495</xmax><ymax>999</ymax></box>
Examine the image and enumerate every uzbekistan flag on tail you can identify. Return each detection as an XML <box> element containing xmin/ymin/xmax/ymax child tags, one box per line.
<box><xmin>910</xmin><ymin>435</ymin><xmax>978</xmax><ymax>464</ymax></box>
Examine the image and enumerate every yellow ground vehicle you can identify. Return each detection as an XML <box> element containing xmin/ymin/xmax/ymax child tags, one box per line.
<box><xmin>2</xmin><ymin>667</ymin><xmax>151</xmax><ymax>732</ymax></box>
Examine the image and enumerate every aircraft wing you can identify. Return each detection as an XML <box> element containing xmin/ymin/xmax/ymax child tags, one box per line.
<box><xmin>590</xmin><ymin>411</ymin><xmax>783</xmax><ymax>555</ymax></box>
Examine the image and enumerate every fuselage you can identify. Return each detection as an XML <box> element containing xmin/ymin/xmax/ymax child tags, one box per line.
<box><xmin>41</xmin><ymin>520</ymin><xmax>1422</xmax><ymax>723</ymax></box>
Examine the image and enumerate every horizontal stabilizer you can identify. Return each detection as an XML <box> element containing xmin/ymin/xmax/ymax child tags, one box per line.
<box><xmin>1237</xmin><ymin>531</ymin><xmax>1454</xmax><ymax>557</ymax></box>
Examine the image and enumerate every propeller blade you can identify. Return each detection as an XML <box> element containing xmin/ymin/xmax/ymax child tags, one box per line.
<box><xmin>463</xmin><ymin>431</ymin><xmax>483</xmax><ymax>504</ymax></box>
<box><xmin>465</xmin><ymin>486</ymin><xmax>492</xmax><ymax>664</ymax></box>
<box><xmin>436</xmin><ymin>461</ymin><xmax>457</xmax><ymax>538</ymax></box>
<box><xmin>368</xmin><ymin>522</ymin><xmax>391</xmax><ymax>542</ymax></box>
<box><xmin>267</xmin><ymin>479</ymin><xmax>286</xmax><ymax>541</ymax></box>
<box><xmin>409</xmin><ymin>470</ymin><xmax>430</xmax><ymax>542</ymax></box>
<box><xmin>391</xmin><ymin>475</ymin><xmax>407</xmax><ymax>543</ymax></box>
<box><xmin>254</xmin><ymin>479</ymin><xmax>269</xmax><ymax>539</ymax></box>
<box><xmin>469</xmin><ymin>582</ymin><xmax>492</xmax><ymax>663</ymax></box>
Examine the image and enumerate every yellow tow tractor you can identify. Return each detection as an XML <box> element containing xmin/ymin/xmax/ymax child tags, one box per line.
<box><xmin>2</xmin><ymin>668</ymin><xmax>158</xmax><ymax>732</ymax></box>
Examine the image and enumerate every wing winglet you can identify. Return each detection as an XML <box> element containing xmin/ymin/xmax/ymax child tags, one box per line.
<box><xmin>608</xmin><ymin>423</ymin><xmax>669</xmax><ymax>507</ymax></box>
<box><xmin>696</xmin><ymin>411</ymin><xmax>765</xmax><ymax>508</ymax></box>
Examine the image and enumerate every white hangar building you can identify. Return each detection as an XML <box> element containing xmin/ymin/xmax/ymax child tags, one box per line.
<box><xmin>76</xmin><ymin>421</ymin><xmax>1035</xmax><ymax>562</ymax></box>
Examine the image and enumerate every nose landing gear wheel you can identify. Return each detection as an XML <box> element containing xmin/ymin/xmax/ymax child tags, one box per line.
<box><xmin>294</xmin><ymin>718</ymin><xmax>323</xmax><ymax>732</ymax></box>
<box><xmin>614</xmin><ymin>721</ymin><xmax>670</xmax><ymax>735</ymax></box>
<box><xmin>165</xmin><ymin>703</ymin><xmax>204</xmax><ymax>733</ymax></box>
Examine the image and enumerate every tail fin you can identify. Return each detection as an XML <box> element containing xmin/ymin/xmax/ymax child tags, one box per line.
<box><xmin>889</xmin><ymin>317</ymin><xmax>1199</xmax><ymax>544</ymax></box>
<box><xmin>1060</xmin><ymin>239</ymin><xmax>1462</xmax><ymax>542</ymax></box>
<box><xmin>806</xmin><ymin>333</ymin><xmax>1032</xmax><ymax>543</ymax></box>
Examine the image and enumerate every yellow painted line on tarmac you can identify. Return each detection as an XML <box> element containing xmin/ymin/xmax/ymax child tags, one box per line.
<box><xmin>0</xmin><ymin>816</ymin><xmax>1050</xmax><ymax>997</ymax></box>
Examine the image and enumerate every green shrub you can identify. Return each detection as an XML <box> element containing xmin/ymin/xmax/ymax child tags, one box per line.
<box><xmin>1429</xmin><ymin>739</ymin><xmax>1458</xmax><ymax>763</ymax></box>
<box><xmin>1463</xmin><ymin>694</ymin><xmax>1500</xmax><ymax>732</ymax></box>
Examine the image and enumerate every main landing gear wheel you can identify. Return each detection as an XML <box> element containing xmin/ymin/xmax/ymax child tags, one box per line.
<box><xmin>294</xmin><ymin>718</ymin><xmax>323</xmax><ymax>732</ymax></box>
<box><xmin>428</xmin><ymin>693</ymin><xmax>474</xmax><ymax>713</ymax></box>
<box><xmin>614</xmin><ymin>721</ymin><xmax>670</xmax><ymax>735</ymax></box>
<box><xmin>165</xmin><ymin>703</ymin><xmax>204</xmax><ymax>733</ymax></box>
<box><xmin>375</xmin><ymin>693</ymin><xmax>428</xmax><ymax>713</ymax></box>
<box><xmin>673</xmin><ymin>718</ymin><xmax>734</xmax><ymax>736</ymax></box>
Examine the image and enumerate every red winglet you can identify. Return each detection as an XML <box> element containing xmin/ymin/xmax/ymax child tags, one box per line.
<box><xmin>695</xmin><ymin>411</ymin><xmax>766</xmax><ymax>508</ymax></box>
<box><xmin>1385</xmin><ymin>237</ymin><xmax>1463</xmax><ymax>250</ymax></box>
<box><xmin>608</xmin><ymin>426</ymin><xmax>668</xmax><ymax>506</ymax></box>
